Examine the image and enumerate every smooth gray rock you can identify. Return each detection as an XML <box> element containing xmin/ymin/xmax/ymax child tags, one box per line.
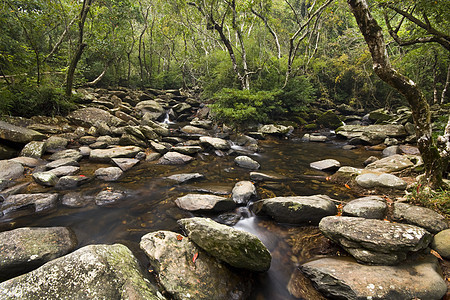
<box><xmin>0</xmin><ymin>160</ymin><xmax>24</xmax><ymax>182</ymax></box>
<box><xmin>234</xmin><ymin>156</ymin><xmax>260</xmax><ymax>169</ymax></box>
<box><xmin>9</xmin><ymin>157</ymin><xmax>42</xmax><ymax>168</ymax></box>
<box><xmin>258</xmin><ymin>124</ymin><xmax>293</xmax><ymax>135</ymax></box>
<box><xmin>48</xmin><ymin>149</ymin><xmax>82</xmax><ymax>162</ymax></box>
<box><xmin>61</xmin><ymin>192</ymin><xmax>93</xmax><ymax>208</ymax></box>
<box><xmin>342</xmin><ymin>196</ymin><xmax>387</xmax><ymax>219</ymax></box>
<box><xmin>0</xmin><ymin>227</ymin><xmax>77</xmax><ymax>281</ymax></box>
<box><xmin>301</xmin><ymin>255</ymin><xmax>447</xmax><ymax>300</ymax></box>
<box><xmin>140</xmin><ymin>231</ymin><xmax>248</xmax><ymax>300</ymax></box>
<box><xmin>119</xmin><ymin>133</ymin><xmax>147</xmax><ymax>148</ymax></box>
<box><xmin>175</xmin><ymin>194</ymin><xmax>235</xmax><ymax>212</ymax></box>
<box><xmin>20</xmin><ymin>141</ymin><xmax>46</xmax><ymax>158</ymax></box>
<box><xmin>1</xmin><ymin>193</ymin><xmax>59</xmax><ymax>216</ymax></box>
<box><xmin>55</xmin><ymin>175</ymin><xmax>90</xmax><ymax>190</ymax></box>
<box><xmin>47</xmin><ymin>166</ymin><xmax>80</xmax><ymax>177</ymax></box>
<box><xmin>356</xmin><ymin>172</ymin><xmax>407</xmax><ymax>190</ymax></box>
<box><xmin>232</xmin><ymin>181</ymin><xmax>256</xmax><ymax>204</ymax></box>
<box><xmin>199</xmin><ymin>136</ymin><xmax>230</xmax><ymax>150</ymax></box>
<box><xmin>365</xmin><ymin>154</ymin><xmax>414</xmax><ymax>173</ymax></box>
<box><xmin>0</xmin><ymin>244</ymin><xmax>163</xmax><ymax>300</ymax></box>
<box><xmin>89</xmin><ymin>146</ymin><xmax>142</xmax><ymax>162</ymax></box>
<box><xmin>44</xmin><ymin>136</ymin><xmax>68</xmax><ymax>153</ymax></box>
<box><xmin>32</xmin><ymin>172</ymin><xmax>58</xmax><ymax>187</ymax></box>
<box><xmin>393</xmin><ymin>202</ymin><xmax>448</xmax><ymax>234</ymax></box>
<box><xmin>111</xmin><ymin>158</ymin><xmax>139</xmax><ymax>172</ymax></box>
<box><xmin>45</xmin><ymin>158</ymin><xmax>79</xmax><ymax>170</ymax></box>
<box><xmin>382</xmin><ymin>145</ymin><xmax>400</xmax><ymax>157</ymax></box>
<box><xmin>158</xmin><ymin>151</ymin><xmax>194</xmax><ymax>165</ymax></box>
<box><xmin>319</xmin><ymin>216</ymin><xmax>432</xmax><ymax>265</ymax></box>
<box><xmin>150</xmin><ymin>140</ymin><xmax>170</xmax><ymax>154</ymax></box>
<box><xmin>95</xmin><ymin>190</ymin><xmax>126</xmax><ymax>206</ymax></box>
<box><xmin>179</xmin><ymin>217</ymin><xmax>271</xmax><ymax>272</ymax></box>
<box><xmin>95</xmin><ymin>167</ymin><xmax>123</xmax><ymax>181</ymax></box>
<box><xmin>67</xmin><ymin>107</ymin><xmax>124</xmax><ymax>128</ymax></box>
<box><xmin>166</xmin><ymin>173</ymin><xmax>204</xmax><ymax>183</ymax></box>
<box><xmin>172</xmin><ymin>146</ymin><xmax>202</xmax><ymax>155</ymax></box>
<box><xmin>431</xmin><ymin>229</ymin><xmax>450</xmax><ymax>259</ymax></box>
<box><xmin>310</xmin><ymin>159</ymin><xmax>341</xmax><ymax>172</ymax></box>
<box><xmin>336</xmin><ymin>125</ymin><xmax>407</xmax><ymax>145</ymax></box>
<box><xmin>181</xmin><ymin>125</ymin><xmax>207</xmax><ymax>135</ymax></box>
<box><xmin>135</xmin><ymin>100</ymin><xmax>165</xmax><ymax>114</ymax></box>
<box><xmin>0</xmin><ymin>120</ymin><xmax>46</xmax><ymax>144</ymax></box>
<box><xmin>253</xmin><ymin>195</ymin><xmax>338</xmax><ymax>225</ymax></box>
<box><xmin>333</xmin><ymin>166</ymin><xmax>363</xmax><ymax>180</ymax></box>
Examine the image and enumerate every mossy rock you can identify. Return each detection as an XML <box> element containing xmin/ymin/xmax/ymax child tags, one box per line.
<box><xmin>304</xmin><ymin>123</ymin><xmax>318</xmax><ymax>130</ymax></box>
<box><xmin>316</xmin><ymin>110</ymin><xmax>343</xmax><ymax>129</ymax></box>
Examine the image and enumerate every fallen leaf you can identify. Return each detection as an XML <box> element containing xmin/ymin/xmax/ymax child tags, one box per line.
<box><xmin>193</xmin><ymin>252</ymin><xmax>199</xmax><ymax>263</ymax></box>
<box><xmin>176</xmin><ymin>234</ymin><xmax>183</xmax><ymax>241</ymax></box>
<box><xmin>344</xmin><ymin>184</ymin><xmax>351</xmax><ymax>189</ymax></box>
<box><xmin>431</xmin><ymin>249</ymin><xmax>443</xmax><ymax>260</ymax></box>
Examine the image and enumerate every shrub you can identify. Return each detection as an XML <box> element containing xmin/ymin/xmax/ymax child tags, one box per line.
<box><xmin>407</xmin><ymin>184</ymin><xmax>450</xmax><ymax>217</ymax></box>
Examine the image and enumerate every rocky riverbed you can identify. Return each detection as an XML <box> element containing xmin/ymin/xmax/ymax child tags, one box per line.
<box><xmin>0</xmin><ymin>87</ymin><xmax>448</xmax><ymax>299</ymax></box>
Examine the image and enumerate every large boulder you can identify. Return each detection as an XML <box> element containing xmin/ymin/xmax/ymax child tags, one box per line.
<box><xmin>301</xmin><ymin>255</ymin><xmax>447</xmax><ymax>300</ymax></box>
<box><xmin>158</xmin><ymin>152</ymin><xmax>194</xmax><ymax>165</ymax></box>
<box><xmin>48</xmin><ymin>149</ymin><xmax>82</xmax><ymax>162</ymax></box>
<box><xmin>32</xmin><ymin>172</ymin><xmax>58</xmax><ymax>187</ymax></box>
<box><xmin>1</xmin><ymin>193</ymin><xmax>59</xmax><ymax>217</ymax></box>
<box><xmin>342</xmin><ymin>196</ymin><xmax>387</xmax><ymax>219</ymax></box>
<box><xmin>140</xmin><ymin>231</ymin><xmax>249</xmax><ymax>300</ymax></box>
<box><xmin>135</xmin><ymin>100</ymin><xmax>165</xmax><ymax>114</ymax></box>
<box><xmin>178</xmin><ymin>217</ymin><xmax>271</xmax><ymax>272</ymax></box>
<box><xmin>355</xmin><ymin>172</ymin><xmax>407</xmax><ymax>190</ymax></box>
<box><xmin>432</xmin><ymin>229</ymin><xmax>450</xmax><ymax>259</ymax></box>
<box><xmin>258</xmin><ymin>124</ymin><xmax>293</xmax><ymax>135</ymax></box>
<box><xmin>336</xmin><ymin>124</ymin><xmax>407</xmax><ymax>145</ymax></box>
<box><xmin>175</xmin><ymin>194</ymin><xmax>235</xmax><ymax>212</ymax></box>
<box><xmin>319</xmin><ymin>216</ymin><xmax>433</xmax><ymax>265</ymax></box>
<box><xmin>0</xmin><ymin>120</ymin><xmax>46</xmax><ymax>144</ymax></box>
<box><xmin>95</xmin><ymin>189</ymin><xmax>126</xmax><ymax>206</ymax></box>
<box><xmin>316</xmin><ymin>110</ymin><xmax>343</xmax><ymax>129</ymax></box>
<box><xmin>234</xmin><ymin>156</ymin><xmax>260</xmax><ymax>169</ymax></box>
<box><xmin>253</xmin><ymin>195</ymin><xmax>337</xmax><ymax>225</ymax></box>
<box><xmin>0</xmin><ymin>244</ymin><xmax>163</xmax><ymax>300</ymax></box>
<box><xmin>0</xmin><ymin>227</ymin><xmax>77</xmax><ymax>281</ymax></box>
<box><xmin>95</xmin><ymin>167</ymin><xmax>123</xmax><ymax>181</ymax></box>
<box><xmin>67</xmin><ymin>107</ymin><xmax>124</xmax><ymax>128</ymax></box>
<box><xmin>90</xmin><ymin>146</ymin><xmax>142</xmax><ymax>162</ymax></box>
<box><xmin>20</xmin><ymin>141</ymin><xmax>46</xmax><ymax>158</ymax></box>
<box><xmin>0</xmin><ymin>160</ymin><xmax>24</xmax><ymax>185</ymax></box>
<box><xmin>232</xmin><ymin>181</ymin><xmax>256</xmax><ymax>204</ymax></box>
<box><xmin>365</xmin><ymin>154</ymin><xmax>414</xmax><ymax>173</ymax></box>
<box><xmin>393</xmin><ymin>203</ymin><xmax>448</xmax><ymax>234</ymax></box>
<box><xmin>199</xmin><ymin>136</ymin><xmax>230</xmax><ymax>150</ymax></box>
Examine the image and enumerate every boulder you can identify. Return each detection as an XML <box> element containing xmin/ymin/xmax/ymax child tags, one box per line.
<box><xmin>173</xmin><ymin>102</ymin><xmax>191</xmax><ymax>113</ymax></box>
<box><xmin>45</xmin><ymin>158</ymin><xmax>80</xmax><ymax>170</ymax></box>
<box><xmin>32</xmin><ymin>172</ymin><xmax>58</xmax><ymax>187</ymax></box>
<box><xmin>382</xmin><ymin>145</ymin><xmax>400</xmax><ymax>157</ymax></box>
<box><xmin>95</xmin><ymin>167</ymin><xmax>123</xmax><ymax>181</ymax></box>
<box><xmin>111</xmin><ymin>158</ymin><xmax>140</xmax><ymax>172</ymax></box>
<box><xmin>150</xmin><ymin>141</ymin><xmax>170</xmax><ymax>154</ymax></box>
<box><xmin>140</xmin><ymin>231</ymin><xmax>249</xmax><ymax>300</ymax></box>
<box><xmin>234</xmin><ymin>156</ymin><xmax>260</xmax><ymax>169</ymax></box>
<box><xmin>0</xmin><ymin>120</ymin><xmax>46</xmax><ymax>144</ymax></box>
<box><xmin>0</xmin><ymin>244</ymin><xmax>163</xmax><ymax>300</ymax></box>
<box><xmin>258</xmin><ymin>124</ymin><xmax>293</xmax><ymax>135</ymax></box>
<box><xmin>158</xmin><ymin>151</ymin><xmax>194</xmax><ymax>165</ymax></box>
<box><xmin>175</xmin><ymin>194</ymin><xmax>235</xmax><ymax>212</ymax></box>
<box><xmin>9</xmin><ymin>157</ymin><xmax>42</xmax><ymax>168</ymax></box>
<box><xmin>62</xmin><ymin>192</ymin><xmax>93</xmax><ymax>208</ymax></box>
<box><xmin>319</xmin><ymin>216</ymin><xmax>432</xmax><ymax>265</ymax></box>
<box><xmin>181</xmin><ymin>125</ymin><xmax>208</xmax><ymax>135</ymax></box>
<box><xmin>141</xmin><ymin>119</ymin><xmax>169</xmax><ymax>136</ymax></box>
<box><xmin>172</xmin><ymin>146</ymin><xmax>202</xmax><ymax>155</ymax></box>
<box><xmin>179</xmin><ymin>217</ymin><xmax>271</xmax><ymax>272</ymax></box>
<box><xmin>135</xmin><ymin>100</ymin><xmax>165</xmax><ymax>114</ymax></box>
<box><xmin>190</xmin><ymin>118</ymin><xmax>212</xmax><ymax>129</ymax></box>
<box><xmin>310</xmin><ymin>159</ymin><xmax>341</xmax><ymax>172</ymax></box>
<box><xmin>0</xmin><ymin>144</ymin><xmax>17</xmax><ymax>160</ymax></box>
<box><xmin>332</xmin><ymin>166</ymin><xmax>362</xmax><ymax>180</ymax></box>
<box><xmin>119</xmin><ymin>133</ymin><xmax>147</xmax><ymax>148</ymax></box>
<box><xmin>253</xmin><ymin>195</ymin><xmax>338</xmax><ymax>225</ymax></box>
<box><xmin>48</xmin><ymin>166</ymin><xmax>80</xmax><ymax>177</ymax></box>
<box><xmin>90</xmin><ymin>146</ymin><xmax>142</xmax><ymax>162</ymax></box>
<box><xmin>393</xmin><ymin>202</ymin><xmax>448</xmax><ymax>234</ymax></box>
<box><xmin>44</xmin><ymin>136</ymin><xmax>68</xmax><ymax>153</ymax></box>
<box><xmin>0</xmin><ymin>160</ymin><xmax>24</xmax><ymax>184</ymax></box>
<box><xmin>336</xmin><ymin>125</ymin><xmax>407</xmax><ymax>145</ymax></box>
<box><xmin>356</xmin><ymin>172</ymin><xmax>407</xmax><ymax>190</ymax></box>
<box><xmin>166</xmin><ymin>173</ymin><xmax>204</xmax><ymax>183</ymax></box>
<box><xmin>0</xmin><ymin>227</ymin><xmax>77</xmax><ymax>281</ymax></box>
<box><xmin>232</xmin><ymin>181</ymin><xmax>256</xmax><ymax>204</ymax></box>
<box><xmin>19</xmin><ymin>141</ymin><xmax>46</xmax><ymax>158</ymax></box>
<box><xmin>431</xmin><ymin>229</ymin><xmax>450</xmax><ymax>259</ymax></box>
<box><xmin>1</xmin><ymin>193</ymin><xmax>59</xmax><ymax>216</ymax></box>
<box><xmin>301</xmin><ymin>255</ymin><xmax>447</xmax><ymax>300</ymax></box>
<box><xmin>55</xmin><ymin>175</ymin><xmax>90</xmax><ymax>190</ymax></box>
<box><xmin>199</xmin><ymin>136</ymin><xmax>230</xmax><ymax>150</ymax></box>
<box><xmin>316</xmin><ymin>110</ymin><xmax>343</xmax><ymax>129</ymax></box>
<box><xmin>368</xmin><ymin>108</ymin><xmax>393</xmax><ymax>123</ymax></box>
<box><xmin>342</xmin><ymin>196</ymin><xmax>387</xmax><ymax>219</ymax></box>
<box><xmin>95</xmin><ymin>189</ymin><xmax>126</xmax><ymax>206</ymax></box>
<box><xmin>67</xmin><ymin>107</ymin><xmax>123</xmax><ymax>128</ymax></box>
<box><xmin>48</xmin><ymin>149</ymin><xmax>82</xmax><ymax>162</ymax></box>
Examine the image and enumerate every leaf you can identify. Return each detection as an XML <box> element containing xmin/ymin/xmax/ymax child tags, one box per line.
<box><xmin>430</xmin><ymin>249</ymin><xmax>443</xmax><ymax>260</ymax></box>
<box><xmin>176</xmin><ymin>234</ymin><xmax>183</xmax><ymax>241</ymax></box>
<box><xmin>344</xmin><ymin>184</ymin><xmax>351</xmax><ymax>189</ymax></box>
<box><xmin>192</xmin><ymin>252</ymin><xmax>199</xmax><ymax>263</ymax></box>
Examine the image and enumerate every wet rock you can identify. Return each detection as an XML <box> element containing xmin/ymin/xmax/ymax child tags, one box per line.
<box><xmin>249</xmin><ymin>171</ymin><xmax>283</xmax><ymax>181</ymax></box>
<box><xmin>190</xmin><ymin>118</ymin><xmax>212</xmax><ymax>129</ymax></box>
<box><xmin>382</xmin><ymin>145</ymin><xmax>400</xmax><ymax>157</ymax></box>
<box><xmin>399</xmin><ymin>144</ymin><xmax>420</xmax><ymax>155</ymax></box>
<box><xmin>302</xmin><ymin>134</ymin><xmax>327</xmax><ymax>142</ymax></box>
<box><xmin>44</xmin><ymin>136</ymin><xmax>68</xmax><ymax>153</ymax></box>
<box><xmin>0</xmin><ymin>144</ymin><xmax>16</xmax><ymax>160</ymax></box>
<box><xmin>199</xmin><ymin>136</ymin><xmax>230</xmax><ymax>150</ymax></box>
<box><xmin>48</xmin><ymin>149</ymin><xmax>82</xmax><ymax>162</ymax></box>
<box><xmin>94</xmin><ymin>121</ymin><xmax>112</xmax><ymax>136</ymax></box>
<box><xmin>111</xmin><ymin>158</ymin><xmax>139</xmax><ymax>172</ymax></box>
<box><xmin>146</xmin><ymin>152</ymin><xmax>161</xmax><ymax>161</ymax></box>
<box><xmin>119</xmin><ymin>133</ymin><xmax>147</xmax><ymax>148</ymax></box>
<box><xmin>336</xmin><ymin>125</ymin><xmax>407</xmax><ymax>145</ymax></box>
<box><xmin>368</xmin><ymin>108</ymin><xmax>393</xmax><ymax>123</ymax></box>
<box><xmin>140</xmin><ymin>231</ymin><xmax>248</xmax><ymax>300</ymax></box>
<box><xmin>67</xmin><ymin>107</ymin><xmax>124</xmax><ymax>128</ymax></box>
<box><xmin>9</xmin><ymin>157</ymin><xmax>42</xmax><ymax>168</ymax></box>
<box><xmin>179</xmin><ymin>217</ymin><xmax>271</xmax><ymax>272</ymax></box>
<box><xmin>431</xmin><ymin>229</ymin><xmax>450</xmax><ymax>259</ymax></box>
<box><xmin>253</xmin><ymin>195</ymin><xmax>338</xmax><ymax>225</ymax></box>
<box><xmin>316</xmin><ymin>110</ymin><xmax>343</xmax><ymax>129</ymax></box>
<box><xmin>234</xmin><ymin>156</ymin><xmax>260</xmax><ymax>169</ymax></box>
<box><xmin>0</xmin><ymin>160</ymin><xmax>24</xmax><ymax>184</ymax></box>
<box><xmin>95</xmin><ymin>189</ymin><xmax>126</xmax><ymax>206</ymax></box>
<box><xmin>158</xmin><ymin>151</ymin><xmax>194</xmax><ymax>165</ymax></box>
<box><xmin>319</xmin><ymin>216</ymin><xmax>432</xmax><ymax>265</ymax></box>
<box><xmin>45</xmin><ymin>158</ymin><xmax>80</xmax><ymax>170</ymax></box>
<box><xmin>0</xmin><ymin>244</ymin><xmax>163</xmax><ymax>300</ymax></box>
<box><xmin>232</xmin><ymin>181</ymin><xmax>256</xmax><ymax>204</ymax></box>
<box><xmin>172</xmin><ymin>145</ymin><xmax>202</xmax><ymax>155</ymax></box>
<box><xmin>214</xmin><ymin>213</ymin><xmax>241</xmax><ymax>226</ymax></box>
<box><xmin>356</xmin><ymin>172</ymin><xmax>407</xmax><ymax>190</ymax></box>
<box><xmin>0</xmin><ymin>227</ymin><xmax>77</xmax><ymax>281</ymax></box>
<box><xmin>62</xmin><ymin>192</ymin><xmax>93</xmax><ymax>208</ymax></box>
<box><xmin>48</xmin><ymin>166</ymin><xmax>80</xmax><ymax>177</ymax></box>
<box><xmin>301</xmin><ymin>255</ymin><xmax>447</xmax><ymax>300</ymax></box>
<box><xmin>365</xmin><ymin>154</ymin><xmax>414</xmax><ymax>173</ymax></box>
<box><xmin>135</xmin><ymin>100</ymin><xmax>165</xmax><ymax>115</ymax></box>
<box><xmin>166</xmin><ymin>173</ymin><xmax>205</xmax><ymax>183</ymax></box>
<box><xmin>79</xmin><ymin>135</ymin><xmax>97</xmax><ymax>145</ymax></box>
<box><xmin>175</xmin><ymin>194</ymin><xmax>235</xmax><ymax>212</ymax></box>
<box><xmin>55</xmin><ymin>175</ymin><xmax>90</xmax><ymax>190</ymax></box>
<box><xmin>181</xmin><ymin>125</ymin><xmax>208</xmax><ymax>135</ymax></box>
<box><xmin>150</xmin><ymin>140</ymin><xmax>170</xmax><ymax>154</ymax></box>
<box><xmin>32</xmin><ymin>172</ymin><xmax>58</xmax><ymax>187</ymax></box>
<box><xmin>139</xmin><ymin>125</ymin><xmax>159</xmax><ymax>140</ymax></box>
<box><xmin>342</xmin><ymin>196</ymin><xmax>387</xmax><ymax>219</ymax></box>
<box><xmin>1</xmin><ymin>193</ymin><xmax>59</xmax><ymax>216</ymax></box>
<box><xmin>89</xmin><ymin>146</ymin><xmax>142</xmax><ymax>162</ymax></box>
<box><xmin>363</xmin><ymin>156</ymin><xmax>378</xmax><ymax>166</ymax></box>
<box><xmin>20</xmin><ymin>141</ymin><xmax>46</xmax><ymax>158</ymax></box>
<box><xmin>258</xmin><ymin>124</ymin><xmax>293</xmax><ymax>135</ymax></box>
<box><xmin>310</xmin><ymin>159</ymin><xmax>341</xmax><ymax>172</ymax></box>
<box><xmin>332</xmin><ymin>166</ymin><xmax>363</xmax><ymax>181</ymax></box>
<box><xmin>95</xmin><ymin>167</ymin><xmax>123</xmax><ymax>181</ymax></box>
<box><xmin>393</xmin><ymin>202</ymin><xmax>448</xmax><ymax>234</ymax></box>
<box><xmin>0</xmin><ymin>120</ymin><xmax>46</xmax><ymax>144</ymax></box>
<box><xmin>173</xmin><ymin>102</ymin><xmax>191</xmax><ymax>113</ymax></box>
<box><xmin>141</xmin><ymin>119</ymin><xmax>170</xmax><ymax>136</ymax></box>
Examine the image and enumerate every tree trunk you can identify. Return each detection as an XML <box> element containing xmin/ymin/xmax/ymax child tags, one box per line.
<box><xmin>442</xmin><ymin>63</ymin><xmax>450</xmax><ymax>104</ymax></box>
<box><xmin>65</xmin><ymin>0</ymin><xmax>93</xmax><ymax>97</ymax></box>
<box><xmin>348</xmin><ymin>0</ymin><xmax>445</xmax><ymax>188</ymax></box>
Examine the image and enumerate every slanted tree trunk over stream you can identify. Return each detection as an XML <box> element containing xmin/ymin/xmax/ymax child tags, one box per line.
<box><xmin>348</xmin><ymin>0</ymin><xmax>449</xmax><ymax>188</ymax></box>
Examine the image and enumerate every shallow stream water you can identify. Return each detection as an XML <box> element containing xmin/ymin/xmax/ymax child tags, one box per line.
<box><xmin>0</xmin><ymin>131</ymin><xmax>380</xmax><ymax>299</ymax></box>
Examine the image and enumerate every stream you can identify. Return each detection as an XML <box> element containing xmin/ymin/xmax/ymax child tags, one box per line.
<box><xmin>0</xmin><ymin>131</ymin><xmax>380</xmax><ymax>299</ymax></box>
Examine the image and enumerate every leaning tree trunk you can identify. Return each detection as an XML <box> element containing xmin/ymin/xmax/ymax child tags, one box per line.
<box><xmin>348</xmin><ymin>0</ymin><xmax>446</xmax><ymax>188</ymax></box>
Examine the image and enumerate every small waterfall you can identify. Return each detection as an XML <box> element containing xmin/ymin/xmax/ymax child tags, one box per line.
<box><xmin>162</xmin><ymin>110</ymin><xmax>175</xmax><ymax>125</ymax></box>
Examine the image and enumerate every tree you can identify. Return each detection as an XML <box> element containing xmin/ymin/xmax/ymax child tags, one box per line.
<box><xmin>347</xmin><ymin>0</ymin><xmax>449</xmax><ymax>188</ymax></box>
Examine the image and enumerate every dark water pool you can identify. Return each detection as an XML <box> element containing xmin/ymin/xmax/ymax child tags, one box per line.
<box><xmin>0</xmin><ymin>133</ymin><xmax>379</xmax><ymax>299</ymax></box>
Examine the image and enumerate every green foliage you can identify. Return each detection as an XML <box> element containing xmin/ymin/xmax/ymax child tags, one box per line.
<box><xmin>407</xmin><ymin>184</ymin><xmax>450</xmax><ymax>217</ymax></box>
<box><xmin>210</xmin><ymin>88</ymin><xmax>283</xmax><ymax>128</ymax></box>
<box><xmin>278</xmin><ymin>76</ymin><xmax>316</xmax><ymax>113</ymax></box>
<box><xmin>0</xmin><ymin>83</ymin><xmax>76</xmax><ymax>117</ymax></box>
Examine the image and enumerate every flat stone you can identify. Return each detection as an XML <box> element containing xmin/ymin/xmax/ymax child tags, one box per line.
<box><xmin>332</xmin><ymin>166</ymin><xmax>362</xmax><ymax>180</ymax></box>
<box><xmin>179</xmin><ymin>217</ymin><xmax>271</xmax><ymax>272</ymax></box>
<box><xmin>258</xmin><ymin>124</ymin><xmax>293</xmax><ymax>135</ymax></box>
<box><xmin>1</xmin><ymin>193</ymin><xmax>59</xmax><ymax>216</ymax></box>
<box><xmin>158</xmin><ymin>152</ymin><xmax>194</xmax><ymax>165</ymax></box>
<box><xmin>55</xmin><ymin>175</ymin><xmax>90</xmax><ymax>190</ymax></box>
<box><xmin>9</xmin><ymin>157</ymin><xmax>42</xmax><ymax>168</ymax></box>
<box><xmin>431</xmin><ymin>229</ymin><xmax>450</xmax><ymax>259</ymax></box>
<box><xmin>95</xmin><ymin>167</ymin><xmax>123</xmax><ymax>181</ymax></box>
<box><xmin>140</xmin><ymin>231</ymin><xmax>249</xmax><ymax>300</ymax></box>
<box><xmin>61</xmin><ymin>192</ymin><xmax>93</xmax><ymax>208</ymax></box>
<box><xmin>89</xmin><ymin>146</ymin><xmax>142</xmax><ymax>162</ymax></box>
<box><xmin>310</xmin><ymin>159</ymin><xmax>341</xmax><ymax>172</ymax></box>
<box><xmin>47</xmin><ymin>166</ymin><xmax>80</xmax><ymax>177</ymax></box>
<box><xmin>234</xmin><ymin>156</ymin><xmax>260</xmax><ymax>169</ymax></box>
<box><xmin>0</xmin><ymin>244</ymin><xmax>162</xmax><ymax>300</ymax></box>
<box><xmin>172</xmin><ymin>146</ymin><xmax>202</xmax><ymax>155</ymax></box>
<box><xmin>365</xmin><ymin>154</ymin><xmax>414</xmax><ymax>173</ymax></box>
<box><xmin>0</xmin><ymin>227</ymin><xmax>77</xmax><ymax>281</ymax></box>
<box><xmin>343</xmin><ymin>196</ymin><xmax>387</xmax><ymax>219</ymax></box>
<box><xmin>0</xmin><ymin>160</ymin><xmax>24</xmax><ymax>183</ymax></box>
<box><xmin>166</xmin><ymin>173</ymin><xmax>205</xmax><ymax>183</ymax></box>
<box><xmin>20</xmin><ymin>141</ymin><xmax>46</xmax><ymax>158</ymax></box>
<box><xmin>0</xmin><ymin>120</ymin><xmax>46</xmax><ymax>144</ymax></box>
<box><xmin>32</xmin><ymin>172</ymin><xmax>58</xmax><ymax>187</ymax></box>
<box><xmin>301</xmin><ymin>255</ymin><xmax>447</xmax><ymax>300</ymax></box>
<box><xmin>393</xmin><ymin>202</ymin><xmax>448</xmax><ymax>234</ymax></box>
<box><xmin>44</xmin><ymin>136</ymin><xmax>68</xmax><ymax>153</ymax></box>
<box><xmin>95</xmin><ymin>189</ymin><xmax>126</xmax><ymax>206</ymax></box>
<box><xmin>48</xmin><ymin>149</ymin><xmax>82</xmax><ymax>162</ymax></box>
<box><xmin>319</xmin><ymin>216</ymin><xmax>433</xmax><ymax>265</ymax></box>
<box><xmin>199</xmin><ymin>136</ymin><xmax>230</xmax><ymax>150</ymax></box>
<box><xmin>232</xmin><ymin>181</ymin><xmax>256</xmax><ymax>204</ymax></box>
<box><xmin>45</xmin><ymin>158</ymin><xmax>80</xmax><ymax>170</ymax></box>
<box><xmin>356</xmin><ymin>172</ymin><xmax>407</xmax><ymax>190</ymax></box>
<box><xmin>175</xmin><ymin>194</ymin><xmax>236</xmax><ymax>212</ymax></box>
<box><xmin>67</xmin><ymin>107</ymin><xmax>124</xmax><ymax>127</ymax></box>
<box><xmin>111</xmin><ymin>158</ymin><xmax>139</xmax><ymax>172</ymax></box>
<box><xmin>253</xmin><ymin>195</ymin><xmax>338</xmax><ymax>225</ymax></box>
<box><xmin>181</xmin><ymin>125</ymin><xmax>208</xmax><ymax>135</ymax></box>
